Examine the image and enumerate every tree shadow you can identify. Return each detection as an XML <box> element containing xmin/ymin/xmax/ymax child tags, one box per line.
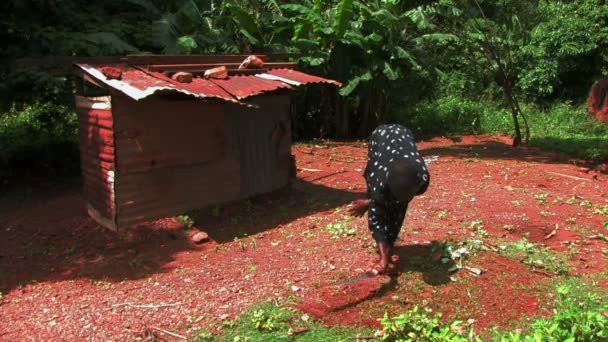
<box><xmin>296</xmin><ymin>241</ymin><xmax>454</xmax><ymax>319</ymax></box>
<box><xmin>187</xmin><ymin>178</ymin><xmax>361</xmax><ymax>243</ymax></box>
<box><xmin>0</xmin><ymin>178</ymin><xmax>361</xmax><ymax>294</ymax></box>
<box><xmin>421</xmin><ymin>137</ymin><xmax>608</xmax><ymax>174</ymax></box>
<box><xmin>394</xmin><ymin>242</ymin><xmax>454</xmax><ymax>286</ymax></box>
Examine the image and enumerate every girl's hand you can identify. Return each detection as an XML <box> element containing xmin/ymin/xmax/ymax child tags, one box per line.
<box><xmin>347</xmin><ymin>199</ymin><xmax>370</xmax><ymax>217</ymax></box>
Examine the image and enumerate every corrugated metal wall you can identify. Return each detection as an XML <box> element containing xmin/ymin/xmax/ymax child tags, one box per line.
<box><xmin>224</xmin><ymin>93</ymin><xmax>293</xmax><ymax>197</ymax></box>
<box><xmin>111</xmin><ymin>95</ymin><xmax>240</xmax><ymax>228</ymax></box>
<box><xmin>75</xmin><ymin>96</ymin><xmax>117</xmax><ymax>230</ymax></box>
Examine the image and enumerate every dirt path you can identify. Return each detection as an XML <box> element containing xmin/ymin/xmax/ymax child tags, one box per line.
<box><xmin>1</xmin><ymin>135</ymin><xmax>607</xmax><ymax>340</ymax></box>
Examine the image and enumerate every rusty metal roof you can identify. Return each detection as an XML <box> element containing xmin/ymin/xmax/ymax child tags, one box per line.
<box><xmin>75</xmin><ymin>62</ymin><xmax>340</xmax><ymax>104</ymax></box>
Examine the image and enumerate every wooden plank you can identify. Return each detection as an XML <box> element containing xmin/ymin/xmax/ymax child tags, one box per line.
<box><xmin>126</xmin><ymin>54</ymin><xmax>269</xmax><ymax>65</ymax></box>
<box><xmin>115</xmin><ymin>158</ymin><xmax>240</xmax><ymax>228</ymax></box>
<box><xmin>86</xmin><ymin>202</ymin><xmax>117</xmax><ymax>231</ymax></box>
<box><xmin>147</xmin><ymin>62</ymin><xmax>298</xmax><ymax>72</ymax></box>
<box><xmin>112</xmin><ymin>96</ymin><xmax>225</xmax><ymax>175</ymax></box>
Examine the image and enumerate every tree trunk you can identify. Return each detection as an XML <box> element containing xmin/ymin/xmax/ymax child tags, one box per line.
<box><xmin>503</xmin><ymin>82</ymin><xmax>522</xmax><ymax>147</ymax></box>
<box><xmin>511</xmin><ymin>94</ymin><xmax>530</xmax><ymax>144</ymax></box>
<box><xmin>334</xmin><ymin>88</ymin><xmax>350</xmax><ymax>138</ymax></box>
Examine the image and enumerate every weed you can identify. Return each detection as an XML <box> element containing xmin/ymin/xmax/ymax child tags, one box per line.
<box><xmin>234</xmin><ymin>237</ymin><xmax>247</xmax><ymax>251</ymax></box>
<box><xmin>512</xmin><ymin>200</ymin><xmax>521</xmax><ymax>207</ymax></box>
<box><xmin>216</xmin><ymin>301</ymin><xmax>373</xmax><ymax>341</ymax></box>
<box><xmin>566</xmin><ymin>196</ymin><xmax>578</xmax><ymax>205</ymax></box>
<box><xmin>326</xmin><ymin>216</ymin><xmax>357</xmax><ymax>240</ymax></box>
<box><xmin>468</xmin><ymin>220</ymin><xmax>489</xmax><ymax>237</ymax></box>
<box><xmin>437</xmin><ymin>210</ymin><xmax>448</xmax><ymax>219</ymax></box>
<box><xmin>246</xmin><ymin>260</ymin><xmax>257</xmax><ymax>273</ymax></box>
<box><xmin>580</xmin><ymin>200</ymin><xmax>593</xmax><ymax>208</ymax></box>
<box><xmin>494</xmin><ymin>282</ymin><xmax>608</xmax><ymax>341</ymax></box>
<box><xmin>177</xmin><ymin>215</ymin><xmax>194</xmax><ymax>228</ymax></box>
<box><xmin>534</xmin><ymin>191</ymin><xmax>550</xmax><ymax>204</ymax></box>
<box><xmin>195</xmin><ymin>330</ymin><xmax>214</xmax><ymax>341</ymax></box>
<box><xmin>379</xmin><ymin>306</ymin><xmax>469</xmax><ymax>341</ymax></box>
<box><xmin>91</xmin><ymin>280</ymin><xmax>114</xmax><ymax>290</ymax></box>
<box><xmin>594</xmin><ymin>205</ymin><xmax>608</xmax><ymax>216</ymax></box>
<box><xmin>251</xmin><ymin>309</ymin><xmax>279</xmax><ymax>331</ymax></box>
<box><xmin>500</xmin><ymin>238</ymin><xmax>570</xmax><ymax>275</ymax></box>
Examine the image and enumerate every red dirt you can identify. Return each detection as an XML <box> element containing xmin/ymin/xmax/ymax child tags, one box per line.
<box><xmin>1</xmin><ymin>135</ymin><xmax>607</xmax><ymax>340</ymax></box>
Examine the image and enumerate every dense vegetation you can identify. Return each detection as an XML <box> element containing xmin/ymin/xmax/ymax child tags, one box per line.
<box><xmin>1</xmin><ymin>0</ymin><xmax>607</xmax><ymax>183</ymax></box>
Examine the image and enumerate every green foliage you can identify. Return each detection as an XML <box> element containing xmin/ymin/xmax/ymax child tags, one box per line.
<box><xmin>481</xmin><ymin>101</ymin><xmax>608</xmax><ymax>161</ymax></box>
<box><xmin>177</xmin><ymin>215</ymin><xmax>195</xmax><ymax>228</ymax></box>
<box><xmin>400</xmin><ymin>95</ymin><xmax>486</xmax><ymax>137</ymax></box>
<box><xmin>212</xmin><ymin>301</ymin><xmax>369</xmax><ymax>341</ymax></box>
<box><xmin>251</xmin><ymin>309</ymin><xmax>280</xmax><ymax>331</ymax></box>
<box><xmin>379</xmin><ymin>306</ymin><xmax>468</xmax><ymax>341</ymax></box>
<box><xmin>326</xmin><ymin>216</ymin><xmax>356</xmax><ymax>240</ymax></box>
<box><xmin>499</xmin><ymin>238</ymin><xmax>570</xmax><ymax>275</ymax></box>
<box><xmin>494</xmin><ymin>282</ymin><xmax>608</xmax><ymax>341</ymax></box>
<box><xmin>517</xmin><ymin>0</ymin><xmax>608</xmax><ymax>99</ymax></box>
<box><xmin>0</xmin><ymin>102</ymin><xmax>79</xmax><ymax>182</ymax></box>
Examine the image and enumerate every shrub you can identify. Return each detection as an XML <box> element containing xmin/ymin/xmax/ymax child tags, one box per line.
<box><xmin>0</xmin><ymin>102</ymin><xmax>79</xmax><ymax>183</ymax></box>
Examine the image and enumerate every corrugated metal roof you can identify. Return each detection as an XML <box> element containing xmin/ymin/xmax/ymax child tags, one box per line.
<box><xmin>75</xmin><ymin>63</ymin><xmax>339</xmax><ymax>104</ymax></box>
<box><xmin>264</xmin><ymin>69</ymin><xmax>342</xmax><ymax>86</ymax></box>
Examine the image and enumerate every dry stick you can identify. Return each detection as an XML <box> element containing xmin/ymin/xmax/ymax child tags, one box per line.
<box><xmin>150</xmin><ymin>326</ymin><xmax>187</xmax><ymax>340</ymax></box>
<box><xmin>546</xmin><ymin>171</ymin><xmax>591</xmax><ymax>182</ymax></box>
<box><xmin>112</xmin><ymin>302</ymin><xmax>182</xmax><ymax>309</ymax></box>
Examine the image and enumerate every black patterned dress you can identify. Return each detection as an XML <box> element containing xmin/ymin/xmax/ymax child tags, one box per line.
<box><xmin>365</xmin><ymin>124</ymin><xmax>430</xmax><ymax>244</ymax></box>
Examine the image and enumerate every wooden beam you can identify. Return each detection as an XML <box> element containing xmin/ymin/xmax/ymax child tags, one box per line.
<box><xmin>147</xmin><ymin>62</ymin><xmax>298</xmax><ymax>72</ymax></box>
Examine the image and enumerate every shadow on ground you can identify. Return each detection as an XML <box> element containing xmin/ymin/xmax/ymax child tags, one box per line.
<box><xmin>0</xmin><ymin>178</ymin><xmax>360</xmax><ymax>293</ymax></box>
<box><xmin>422</xmin><ymin>137</ymin><xmax>607</xmax><ymax>173</ymax></box>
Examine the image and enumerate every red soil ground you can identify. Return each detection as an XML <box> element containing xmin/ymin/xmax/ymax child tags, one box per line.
<box><xmin>1</xmin><ymin>135</ymin><xmax>607</xmax><ymax>340</ymax></box>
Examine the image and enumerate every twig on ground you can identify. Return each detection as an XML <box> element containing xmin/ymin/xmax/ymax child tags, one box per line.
<box><xmin>150</xmin><ymin>326</ymin><xmax>187</xmax><ymax>340</ymax></box>
<box><xmin>299</xmin><ymin>167</ymin><xmax>322</xmax><ymax>172</ymax></box>
<box><xmin>112</xmin><ymin>302</ymin><xmax>182</xmax><ymax>309</ymax></box>
<box><xmin>531</xmin><ymin>268</ymin><xmax>555</xmax><ymax>277</ymax></box>
<box><xmin>546</xmin><ymin>171</ymin><xmax>590</xmax><ymax>182</ymax></box>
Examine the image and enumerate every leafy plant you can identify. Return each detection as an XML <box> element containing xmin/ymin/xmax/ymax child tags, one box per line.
<box><xmin>177</xmin><ymin>215</ymin><xmax>194</xmax><ymax>228</ymax></box>
<box><xmin>500</xmin><ymin>238</ymin><xmax>570</xmax><ymax>275</ymax></box>
<box><xmin>326</xmin><ymin>216</ymin><xmax>356</xmax><ymax>239</ymax></box>
<box><xmin>379</xmin><ymin>306</ymin><xmax>468</xmax><ymax>341</ymax></box>
<box><xmin>251</xmin><ymin>309</ymin><xmax>279</xmax><ymax>331</ymax></box>
<box><xmin>495</xmin><ymin>284</ymin><xmax>608</xmax><ymax>341</ymax></box>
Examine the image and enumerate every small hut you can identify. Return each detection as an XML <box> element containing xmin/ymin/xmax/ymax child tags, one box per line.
<box><xmin>73</xmin><ymin>54</ymin><xmax>339</xmax><ymax>231</ymax></box>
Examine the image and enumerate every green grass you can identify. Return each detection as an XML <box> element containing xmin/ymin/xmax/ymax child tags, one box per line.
<box><xmin>492</xmin><ymin>276</ymin><xmax>608</xmax><ymax>341</ymax></box>
<box><xmin>497</xmin><ymin>238</ymin><xmax>571</xmax><ymax>275</ymax></box>
<box><xmin>406</xmin><ymin>96</ymin><xmax>608</xmax><ymax>162</ymax></box>
<box><xmin>195</xmin><ymin>301</ymin><xmax>373</xmax><ymax>341</ymax></box>
<box><xmin>195</xmin><ymin>274</ymin><xmax>608</xmax><ymax>341</ymax></box>
<box><xmin>479</xmin><ymin>101</ymin><xmax>608</xmax><ymax>162</ymax></box>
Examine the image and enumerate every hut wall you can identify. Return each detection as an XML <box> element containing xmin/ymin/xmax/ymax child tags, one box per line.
<box><xmin>75</xmin><ymin>95</ymin><xmax>117</xmax><ymax>230</ymax></box>
<box><xmin>111</xmin><ymin>95</ymin><xmax>240</xmax><ymax>228</ymax></box>
<box><xmin>224</xmin><ymin>93</ymin><xmax>293</xmax><ymax>198</ymax></box>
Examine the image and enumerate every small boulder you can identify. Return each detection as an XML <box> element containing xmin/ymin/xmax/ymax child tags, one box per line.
<box><xmin>190</xmin><ymin>231</ymin><xmax>210</xmax><ymax>244</ymax></box>
<box><xmin>100</xmin><ymin>66</ymin><xmax>122</xmax><ymax>80</ymax></box>
<box><xmin>172</xmin><ymin>72</ymin><xmax>193</xmax><ymax>83</ymax></box>
<box><xmin>204</xmin><ymin>66</ymin><xmax>228</xmax><ymax>79</ymax></box>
